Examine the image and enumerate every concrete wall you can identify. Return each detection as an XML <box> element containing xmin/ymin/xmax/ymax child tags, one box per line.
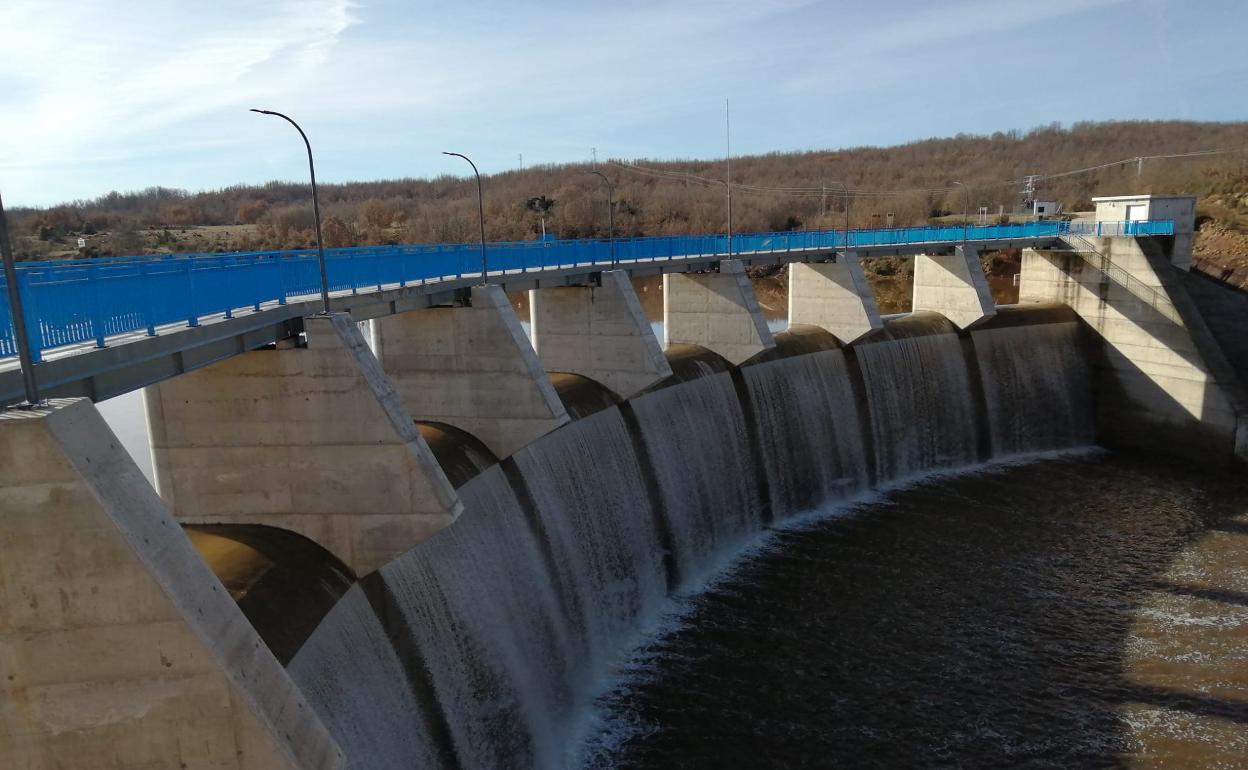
<box><xmin>146</xmin><ymin>313</ymin><xmax>462</xmax><ymax>576</ymax></box>
<box><xmin>912</xmin><ymin>245</ymin><xmax>996</xmax><ymax>329</ymax></box>
<box><xmin>787</xmin><ymin>254</ymin><xmax>883</xmax><ymax>343</ymax></box>
<box><xmin>663</xmin><ymin>258</ymin><xmax>776</xmax><ymax>364</ymax></box>
<box><xmin>1021</xmin><ymin>236</ymin><xmax>1248</xmax><ymax>462</ymax></box>
<box><xmin>530</xmin><ymin>270</ymin><xmax>672</xmax><ymax>397</ymax></box>
<box><xmin>0</xmin><ymin>398</ymin><xmax>343</xmax><ymax>770</ymax></box>
<box><xmin>371</xmin><ymin>284</ymin><xmax>569</xmax><ymax>458</ymax></box>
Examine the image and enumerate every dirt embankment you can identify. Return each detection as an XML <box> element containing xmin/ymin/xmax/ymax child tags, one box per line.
<box><xmin>1192</xmin><ymin>221</ymin><xmax>1248</xmax><ymax>287</ymax></box>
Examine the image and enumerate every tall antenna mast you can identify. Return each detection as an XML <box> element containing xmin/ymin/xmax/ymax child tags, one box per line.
<box><xmin>726</xmin><ymin>98</ymin><xmax>733</xmax><ymax>259</ymax></box>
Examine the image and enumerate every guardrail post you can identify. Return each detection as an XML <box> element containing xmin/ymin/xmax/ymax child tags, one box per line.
<box><xmin>15</xmin><ymin>270</ymin><xmax>43</xmax><ymax>364</ymax></box>
<box><xmin>141</xmin><ymin>263</ymin><xmax>156</xmax><ymax>336</ymax></box>
<box><xmin>250</xmin><ymin>257</ymin><xmax>262</xmax><ymax>312</ymax></box>
<box><xmin>185</xmin><ymin>259</ymin><xmax>199</xmax><ymax>327</ymax></box>
<box><xmin>275</xmin><ymin>256</ymin><xmax>287</xmax><ymax>305</ymax></box>
<box><xmin>89</xmin><ymin>264</ymin><xmax>107</xmax><ymax>347</ymax></box>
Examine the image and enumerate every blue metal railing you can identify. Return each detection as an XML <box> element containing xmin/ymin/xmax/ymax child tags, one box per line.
<box><xmin>0</xmin><ymin>218</ymin><xmax>1173</xmax><ymax>361</ymax></box>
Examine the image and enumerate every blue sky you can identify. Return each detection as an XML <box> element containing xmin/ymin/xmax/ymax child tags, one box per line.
<box><xmin>1</xmin><ymin>0</ymin><xmax>1244</xmax><ymax>207</ymax></box>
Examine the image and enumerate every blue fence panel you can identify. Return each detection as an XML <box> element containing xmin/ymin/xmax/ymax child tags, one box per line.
<box><xmin>0</xmin><ymin>219</ymin><xmax>1175</xmax><ymax>360</ymax></box>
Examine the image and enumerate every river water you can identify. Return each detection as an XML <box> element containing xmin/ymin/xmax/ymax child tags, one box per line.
<box><xmin>579</xmin><ymin>453</ymin><xmax>1248</xmax><ymax>769</ymax></box>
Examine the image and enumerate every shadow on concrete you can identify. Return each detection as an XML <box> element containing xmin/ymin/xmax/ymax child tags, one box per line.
<box><xmin>186</xmin><ymin>524</ymin><xmax>355</xmax><ymax>665</ymax></box>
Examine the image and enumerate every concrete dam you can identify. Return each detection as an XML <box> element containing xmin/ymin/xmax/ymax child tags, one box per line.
<box><xmin>5</xmin><ymin>209</ymin><xmax>1248</xmax><ymax>766</ymax></box>
<box><xmin>285</xmin><ymin>306</ymin><xmax>1094</xmax><ymax>769</ymax></box>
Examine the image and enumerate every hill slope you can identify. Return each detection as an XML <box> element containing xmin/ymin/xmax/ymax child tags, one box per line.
<box><xmin>10</xmin><ymin>120</ymin><xmax>1248</xmax><ymax>261</ymax></box>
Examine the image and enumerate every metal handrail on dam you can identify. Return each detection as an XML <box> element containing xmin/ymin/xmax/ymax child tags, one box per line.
<box><xmin>1056</xmin><ymin>232</ymin><xmax>1183</xmax><ymax>323</ymax></box>
<box><xmin>0</xmin><ymin>219</ymin><xmax>1172</xmax><ymax>363</ymax></box>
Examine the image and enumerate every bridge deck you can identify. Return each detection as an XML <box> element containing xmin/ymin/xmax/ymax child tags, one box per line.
<box><xmin>0</xmin><ymin>220</ymin><xmax>1172</xmax><ymax>406</ymax></box>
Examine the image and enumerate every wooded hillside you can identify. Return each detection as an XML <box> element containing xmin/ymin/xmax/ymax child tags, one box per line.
<box><xmin>10</xmin><ymin>120</ymin><xmax>1248</xmax><ymax>260</ymax></box>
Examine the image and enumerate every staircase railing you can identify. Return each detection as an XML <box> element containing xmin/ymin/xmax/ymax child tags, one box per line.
<box><xmin>1054</xmin><ymin>233</ymin><xmax>1181</xmax><ymax>323</ymax></box>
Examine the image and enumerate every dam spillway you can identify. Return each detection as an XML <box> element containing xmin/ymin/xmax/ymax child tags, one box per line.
<box><xmin>285</xmin><ymin>305</ymin><xmax>1096</xmax><ymax>768</ymax></box>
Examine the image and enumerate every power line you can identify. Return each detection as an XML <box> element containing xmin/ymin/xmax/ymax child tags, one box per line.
<box><xmin>611</xmin><ymin>144</ymin><xmax>1248</xmax><ymax>202</ymax></box>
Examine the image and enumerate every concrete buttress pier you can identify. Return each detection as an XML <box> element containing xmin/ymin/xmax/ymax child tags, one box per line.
<box><xmin>146</xmin><ymin>313</ymin><xmax>462</xmax><ymax>576</ymax></box>
<box><xmin>1021</xmin><ymin>236</ymin><xmax>1248</xmax><ymax>463</ymax></box>
<box><xmin>371</xmin><ymin>284</ymin><xmax>570</xmax><ymax>457</ymax></box>
<box><xmin>663</xmin><ymin>258</ymin><xmax>776</xmax><ymax>364</ymax></box>
<box><xmin>912</xmin><ymin>244</ymin><xmax>996</xmax><ymax>328</ymax></box>
<box><xmin>529</xmin><ymin>270</ymin><xmax>673</xmax><ymax>397</ymax></box>
<box><xmin>0</xmin><ymin>399</ymin><xmax>343</xmax><ymax>770</ymax></box>
<box><xmin>787</xmin><ymin>254</ymin><xmax>883</xmax><ymax>343</ymax></box>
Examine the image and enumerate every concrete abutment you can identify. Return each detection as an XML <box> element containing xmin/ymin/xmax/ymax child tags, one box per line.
<box><xmin>0</xmin><ymin>399</ymin><xmax>343</xmax><ymax>770</ymax></box>
<box><xmin>1020</xmin><ymin>236</ymin><xmax>1248</xmax><ymax>463</ymax></box>
<box><xmin>787</xmin><ymin>254</ymin><xmax>883</xmax><ymax>343</ymax></box>
<box><xmin>370</xmin><ymin>284</ymin><xmax>570</xmax><ymax>457</ymax></box>
<box><xmin>912</xmin><ymin>245</ymin><xmax>997</xmax><ymax>329</ymax></box>
<box><xmin>529</xmin><ymin>270</ymin><xmax>672</xmax><ymax>397</ymax></box>
<box><xmin>146</xmin><ymin>313</ymin><xmax>462</xmax><ymax>576</ymax></box>
<box><xmin>663</xmin><ymin>258</ymin><xmax>776</xmax><ymax>364</ymax></box>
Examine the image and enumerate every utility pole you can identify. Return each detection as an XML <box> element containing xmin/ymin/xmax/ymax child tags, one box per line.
<box><xmin>518</xmin><ymin>153</ymin><xmax>524</xmax><ymax>170</ymax></box>
<box><xmin>592</xmin><ymin>147</ymin><xmax>597</xmax><ymax>168</ymax></box>
<box><xmin>821</xmin><ymin>183</ymin><xmax>827</xmax><ymax>218</ymax></box>
<box><xmin>589</xmin><ymin>171</ymin><xmax>616</xmax><ymax>268</ymax></box>
<box><xmin>1020</xmin><ymin>173</ymin><xmax>1039</xmax><ymax>215</ymax></box>
<box><xmin>953</xmin><ymin>181</ymin><xmax>970</xmax><ymax>244</ymax></box>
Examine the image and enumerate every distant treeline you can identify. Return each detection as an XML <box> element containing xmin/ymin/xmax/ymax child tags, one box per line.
<box><xmin>10</xmin><ymin>120</ymin><xmax>1248</xmax><ymax>258</ymax></box>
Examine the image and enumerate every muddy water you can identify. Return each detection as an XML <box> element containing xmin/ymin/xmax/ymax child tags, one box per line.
<box><xmin>582</xmin><ymin>455</ymin><xmax>1248</xmax><ymax>769</ymax></box>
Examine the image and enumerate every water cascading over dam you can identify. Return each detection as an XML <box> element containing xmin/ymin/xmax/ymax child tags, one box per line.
<box><xmin>285</xmin><ymin>305</ymin><xmax>1095</xmax><ymax>769</ymax></box>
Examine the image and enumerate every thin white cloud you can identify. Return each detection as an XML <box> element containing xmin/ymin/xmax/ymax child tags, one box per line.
<box><xmin>0</xmin><ymin>0</ymin><xmax>357</xmax><ymax>167</ymax></box>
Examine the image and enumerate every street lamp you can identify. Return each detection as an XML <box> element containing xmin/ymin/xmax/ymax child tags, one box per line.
<box><xmin>249</xmin><ymin>109</ymin><xmax>330</xmax><ymax>314</ymax></box>
<box><xmin>952</xmin><ymin>181</ymin><xmax>970</xmax><ymax>244</ymax></box>
<box><xmin>0</xmin><ymin>192</ymin><xmax>40</xmax><ymax>406</ymax></box>
<box><xmin>588</xmin><ymin>170</ymin><xmax>616</xmax><ymax>268</ymax></box>
<box><xmin>442</xmin><ymin>151</ymin><xmax>487</xmax><ymax>281</ymax></box>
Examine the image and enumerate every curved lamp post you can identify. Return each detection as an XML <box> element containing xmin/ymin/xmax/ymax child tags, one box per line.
<box><xmin>250</xmin><ymin>109</ymin><xmax>330</xmax><ymax>314</ymax></box>
<box><xmin>952</xmin><ymin>181</ymin><xmax>970</xmax><ymax>244</ymax></box>
<box><xmin>588</xmin><ymin>170</ymin><xmax>616</xmax><ymax>268</ymax></box>
<box><xmin>0</xmin><ymin>192</ymin><xmax>39</xmax><ymax>405</ymax></box>
<box><xmin>443</xmin><ymin>152</ymin><xmax>487</xmax><ymax>281</ymax></box>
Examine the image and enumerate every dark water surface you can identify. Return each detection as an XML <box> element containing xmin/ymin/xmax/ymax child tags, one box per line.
<box><xmin>583</xmin><ymin>454</ymin><xmax>1248</xmax><ymax>769</ymax></box>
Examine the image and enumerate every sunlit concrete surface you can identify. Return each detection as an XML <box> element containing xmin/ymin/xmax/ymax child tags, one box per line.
<box><xmin>663</xmin><ymin>258</ymin><xmax>776</xmax><ymax>364</ymax></box>
<box><xmin>787</xmin><ymin>254</ymin><xmax>883</xmax><ymax>343</ymax></box>
<box><xmin>145</xmin><ymin>313</ymin><xmax>461</xmax><ymax>575</ymax></box>
<box><xmin>530</xmin><ymin>269</ymin><xmax>672</xmax><ymax>398</ymax></box>
<box><xmin>370</xmin><ymin>284</ymin><xmax>570</xmax><ymax>458</ymax></box>
<box><xmin>0</xmin><ymin>399</ymin><xmax>343</xmax><ymax>770</ymax></box>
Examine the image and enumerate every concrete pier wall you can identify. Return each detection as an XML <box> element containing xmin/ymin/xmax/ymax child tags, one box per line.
<box><xmin>787</xmin><ymin>254</ymin><xmax>883</xmax><ymax>343</ymax></box>
<box><xmin>146</xmin><ymin>313</ymin><xmax>462</xmax><ymax>576</ymax></box>
<box><xmin>912</xmin><ymin>245</ymin><xmax>996</xmax><ymax>329</ymax></box>
<box><xmin>371</xmin><ymin>284</ymin><xmax>569</xmax><ymax>457</ymax></box>
<box><xmin>663</xmin><ymin>258</ymin><xmax>776</xmax><ymax>364</ymax></box>
<box><xmin>1020</xmin><ymin>236</ymin><xmax>1248</xmax><ymax>462</ymax></box>
<box><xmin>530</xmin><ymin>270</ymin><xmax>672</xmax><ymax>397</ymax></box>
<box><xmin>0</xmin><ymin>399</ymin><xmax>343</xmax><ymax>770</ymax></box>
